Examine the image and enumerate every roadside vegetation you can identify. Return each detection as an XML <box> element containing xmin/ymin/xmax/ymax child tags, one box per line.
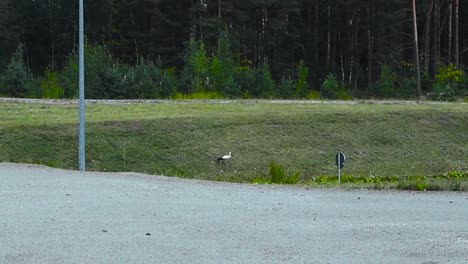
<box><xmin>1</xmin><ymin>40</ymin><xmax>467</xmax><ymax>102</ymax></box>
<box><xmin>0</xmin><ymin>100</ymin><xmax>466</xmax><ymax>191</ymax></box>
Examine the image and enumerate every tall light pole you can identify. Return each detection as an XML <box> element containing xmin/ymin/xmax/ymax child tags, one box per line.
<box><xmin>78</xmin><ymin>0</ymin><xmax>86</xmax><ymax>171</ymax></box>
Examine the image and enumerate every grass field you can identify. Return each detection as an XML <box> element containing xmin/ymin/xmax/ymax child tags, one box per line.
<box><xmin>0</xmin><ymin>100</ymin><xmax>467</xmax><ymax>188</ymax></box>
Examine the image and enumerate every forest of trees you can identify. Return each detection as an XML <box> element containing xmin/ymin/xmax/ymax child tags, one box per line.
<box><xmin>0</xmin><ymin>0</ymin><xmax>467</xmax><ymax>100</ymax></box>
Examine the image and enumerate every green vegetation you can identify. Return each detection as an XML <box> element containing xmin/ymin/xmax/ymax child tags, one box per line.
<box><xmin>253</xmin><ymin>161</ymin><xmax>300</xmax><ymax>184</ymax></box>
<box><xmin>307</xmin><ymin>171</ymin><xmax>468</xmax><ymax>191</ymax></box>
<box><xmin>0</xmin><ymin>101</ymin><xmax>467</xmax><ymax>191</ymax></box>
<box><xmin>2</xmin><ymin>1</ymin><xmax>468</xmax><ymax>102</ymax></box>
<box><xmin>1</xmin><ymin>41</ymin><xmax>466</xmax><ymax>101</ymax></box>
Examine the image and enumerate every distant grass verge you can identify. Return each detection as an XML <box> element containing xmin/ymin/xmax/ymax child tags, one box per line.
<box><xmin>0</xmin><ymin>100</ymin><xmax>467</xmax><ymax>191</ymax></box>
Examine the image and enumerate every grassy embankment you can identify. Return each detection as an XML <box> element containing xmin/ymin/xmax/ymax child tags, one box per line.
<box><xmin>0</xmin><ymin>100</ymin><xmax>467</xmax><ymax>190</ymax></box>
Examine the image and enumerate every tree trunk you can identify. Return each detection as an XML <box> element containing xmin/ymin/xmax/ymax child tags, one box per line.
<box><xmin>448</xmin><ymin>0</ymin><xmax>453</xmax><ymax>64</ymax></box>
<box><xmin>314</xmin><ymin>0</ymin><xmax>319</xmax><ymax>70</ymax></box>
<box><xmin>329</xmin><ymin>0</ymin><xmax>337</xmax><ymax>72</ymax></box>
<box><xmin>413</xmin><ymin>0</ymin><xmax>422</xmax><ymax>98</ymax></box>
<box><xmin>327</xmin><ymin>1</ymin><xmax>331</xmax><ymax>67</ymax></box>
<box><xmin>424</xmin><ymin>0</ymin><xmax>433</xmax><ymax>74</ymax></box>
<box><xmin>433</xmin><ymin>0</ymin><xmax>440</xmax><ymax>68</ymax></box>
<box><xmin>338</xmin><ymin>32</ymin><xmax>344</xmax><ymax>82</ymax></box>
<box><xmin>455</xmin><ymin>0</ymin><xmax>459</xmax><ymax>68</ymax></box>
<box><xmin>367</xmin><ymin>7</ymin><xmax>373</xmax><ymax>92</ymax></box>
<box><xmin>353</xmin><ymin>9</ymin><xmax>359</xmax><ymax>92</ymax></box>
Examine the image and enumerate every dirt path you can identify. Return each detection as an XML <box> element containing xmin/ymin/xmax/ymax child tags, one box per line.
<box><xmin>0</xmin><ymin>97</ymin><xmax>456</xmax><ymax>105</ymax></box>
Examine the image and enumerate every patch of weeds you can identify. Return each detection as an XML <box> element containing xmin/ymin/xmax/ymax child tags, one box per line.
<box><xmin>415</xmin><ymin>181</ymin><xmax>427</xmax><ymax>191</ymax></box>
<box><xmin>253</xmin><ymin>161</ymin><xmax>300</xmax><ymax>184</ymax></box>
<box><xmin>397</xmin><ymin>180</ymin><xmax>427</xmax><ymax>191</ymax></box>
<box><xmin>46</xmin><ymin>160</ymin><xmax>57</xmax><ymax>167</ymax></box>
<box><xmin>33</xmin><ymin>159</ymin><xmax>57</xmax><ymax>167</ymax></box>
<box><xmin>310</xmin><ymin>173</ymin><xmax>467</xmax><ymax>192</ymax></box>
<box><xmin>252</xmin><ymin>175</ymin><xmax>268</xmax><ymax>184</ymax></box>
<box><xmin>313</xmin><ymin>174</ymin><xmax>398</xmax><ymax>184</ymax></box>
<box><xmin>315</xmin><ymin>175</ymin><xmax>332</xmax><ymax>183</ymax></box>
<box><xmin>373</xmin><ymin>182</ymin><xmax>385</xmax><ymax>190</ymax></box>
<box><xmin>450</xmin><ymin>180</ymin><xmax>462</xmax><ymax>191</ymax></box>
<box><xmin>438</xmin><ymin>171</ymin><xmax>468</xmax><ymax>179</ymax></box>
<box><xmin>161</xmin><ymin>168</ymin><xmax>191</xmax><ymax>178</ymax></box>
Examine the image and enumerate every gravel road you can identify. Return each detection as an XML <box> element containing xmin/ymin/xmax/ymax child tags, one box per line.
<box><xmin>1</xmin><ymin>162</ymin><xmax>467</xmax><ymax>264</ymax></box>
<box><xmin>0</xmin><ymin>97</ymin><xmax>458</xmax><ymax>105</ymax></box>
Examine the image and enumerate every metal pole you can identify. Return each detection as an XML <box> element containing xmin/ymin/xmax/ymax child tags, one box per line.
<box><xmin>338</xmin><ymin>153</ymin><xmax>341</xmax><ymax>184</ymax></box>
<box><xmin>78</xmin><ymin>0</ymin><xmax>85</xmax><ymax>171</ymax></box>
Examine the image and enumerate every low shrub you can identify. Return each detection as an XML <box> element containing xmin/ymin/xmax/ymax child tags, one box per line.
<box><xmin>375</xmin><ymin>64</ymin><xmax>397</xmax><ymax>98</ymax></box>
<box><xmin>436</xmin><ymin>171</ymin><xmax>468</xmax><ymax>179</ymax></box>
<box><xmin>253</xmin><ymin>161</ymin><xmax>300</xmax><ymax>184</ymax></box>
<box><xmin>295</xmin><ymin>60</ymin><xmax>309</xmax><ymax>98</ymax></box>
<box><xmin>431</xmin><ymin>63</ymin><xmax>465</xmax><ymax>101</ymax></box>
<box><xmin>253</xmin><ymin>63</ymin><xmax>275</xmax><ymax>98</ymax></box>
<box><xmin>321</xmin><ymin>73</ymin><xmax>340</xmax><ymax>99</ymax></box>
<box><xmin>269</xmin><ymin>161</ymin><xmax>300</xmax><ymax>184</ymax></box>
<box><xmin>0</xmin><ymin>44</ymin><xmax>37</xmax><ymax>97</ymax></box>
<box><xmin>277</xmin><ymin>77</ymin><xmax>295</xmax><ymax>98</ymax></box>
<box><xmin>321</xmin><ymin>73</ymin><xmax>351</xmax><ymax>99</ymax></box>
<box><xmin>307</xmin><ymin>90</ymin><xmax>321</xmax><ymax>100</ymax></box>
<box><xmin>40</xmin><ymin>70</ymin><xmax>64</xmax><ymax>99</ymax></box>
<box><xmin>430</xmin><ymin>83</ymin><xmax>456</xmax><ymax>101</ymax></box>
<box><xmin>397</xmin><ymin>76</ymin><xmax>416</xmax><ymax>98</ymax></box>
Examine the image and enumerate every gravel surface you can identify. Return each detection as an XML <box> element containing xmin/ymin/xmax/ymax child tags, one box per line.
<box><xmin>0</xmin><ymin>97</ymin><xmax>458</xmax><ymax>105</ymax></box>
<box><xmin>1</xmin><ymin>162</ymin><xmax>467</xmax><ymax>263</ymax></box>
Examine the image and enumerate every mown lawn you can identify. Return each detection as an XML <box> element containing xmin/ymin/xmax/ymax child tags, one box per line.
<box><xmin>0</xmin><ymin>100</ymin><xmax>467</xmax><ymax>185</ymax></box>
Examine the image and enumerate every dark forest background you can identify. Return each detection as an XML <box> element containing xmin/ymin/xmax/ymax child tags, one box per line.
<box><xmin>0</xmin><ymin>0</ymin><xmax>467</xmax><ymax>100</ymax></box>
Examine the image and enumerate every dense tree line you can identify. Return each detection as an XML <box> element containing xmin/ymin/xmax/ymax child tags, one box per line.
<box><xmin>0</xmin><ymin>0</ymin><xmax>467</xmax><ymax>99</ymax></box>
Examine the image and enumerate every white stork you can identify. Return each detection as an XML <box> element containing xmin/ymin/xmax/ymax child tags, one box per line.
<box><xmin>217</xmin><ymin>152</ymin><xmax>231</xmax><ymax>169</ymax></box>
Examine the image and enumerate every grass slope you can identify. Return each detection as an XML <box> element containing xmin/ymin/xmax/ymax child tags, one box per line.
<box><xmin>0</xmin><ymin>101</ymin><xmax>467</xmax><ymax>183</ymax></box>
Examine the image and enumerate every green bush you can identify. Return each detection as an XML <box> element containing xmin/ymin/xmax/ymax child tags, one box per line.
<box><xmin>210</xmin><ymin>31</ymin><xmax>241</xmax><ymax>97</ymax></box>
<box><xmin>59</xmin><ymin>52</ymin><xmax>79</xmax><ymax>98</ymax></box>
<box><xmin>59</xmin><ymin>45</ymin><xmax>178</xmax><ymax>99</ymax></box>
<box><xmin>375</xmin><ymin>64</ymin><xmax>397</xmax><ymax>98</ymax></box>
<box><xmin>99</xmin><ymin>63</ymin><xmax>130</xmax><ymax>99</ymax></box>
<box><xmin>59</xmin><ymin>44</ymin><xmax>117</xmax><ymax>99</ymax></box>
<box><xmin>40</xmin><ymin>70</ymin><xmax>64</xmax><ymax>99</ymax></box>
<box><xmin>235</xmin><ymin>65</ymin><xmax>256</xmax><ymax>97</ymax></box>
<box><xmin>277</xmin><ymin>77</ymin><xmax>295</xmax><ymax>98</ymax></box>
<box><xmin>295</xmin><ymin>60</ymin><xmax>309</xmax><ymax>97</ymax></box>
<box><xmin>435</xmin><ymin>63</ymin><xmax>464</xmax><ymax>87</ymax></box>
<box><xmin>253</xmin><ymin>63</ymin><xmax>275</xmax><ymax>98</ymax></box>
<box><xmin>306</xmin><ymin>90</ymin><xmax>321</xmax><ymax>100</ymax></box>
<box><xmin>397</xmin><ymin>76</ymin><xmax>416</xmax><ymax>98</ymax></box>
<box><xmin>84</xmin><ymin>44</ymin><xmax>117</xmax><ymax>98</ymax></box>
<box><xmin>322</xmin><ymin>73</ymin><xmax>342</xmax><ymax>99</ymax></box>
<box><xmin>430</xmin><ymin>82</ymin><xmax>456</xmax><ymax>101</ymax></box>
<box><xmin>0</xmin><ymin>44</ymin><xmax>37</xmax><ymax>97</ymax></box>
<box><xmin>335</xmin><ymin>88</ymin><xmax>353</xmax><ymax>100</ymax></box>
<box><xmin>432</xmin><ymin>63</ymin><xmax>465</xmax><ymax>100</ymax></box>
<box><xmin>253</xmin><ymin>161</ymin><xmax>300</xmax><ymax>184</ymax></box>
<box><xmin>182</xmin><ymin>38</ymin><xmax>211</xmax><ymax>93</ymax></box>
<box><xmin>462</xmin><ymin>67</ymin><xmax>468</xmax><ymax>93</ymax></box>
<box><xmin>160</xmin><ymin>68</ymin><xmax>179</xmax><ymax>98</ymax></box>
<box><xmin>268</xmin><ymin>161</ymin><xmax>300</xmax><ymax>184</ymax></box>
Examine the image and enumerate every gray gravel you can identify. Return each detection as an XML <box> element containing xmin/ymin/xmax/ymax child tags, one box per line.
<box><xmin>0</xmin><ymin>97</ymin><xmax>460</xmax><ymax>105</ymax></box>
<box><xmin>1</xmin><ymin>162</ymin><xmax>467</xmax><ymax>264</ymax></box>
